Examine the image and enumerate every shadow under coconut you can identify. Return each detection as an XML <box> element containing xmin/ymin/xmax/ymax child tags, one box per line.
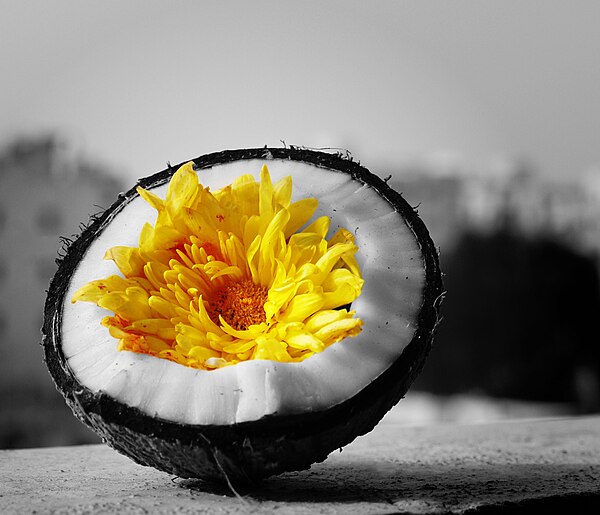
<box><xmin>176</xmin><ymin>460</ymin><xmax>600</xmax><ymax>509</ymax></box>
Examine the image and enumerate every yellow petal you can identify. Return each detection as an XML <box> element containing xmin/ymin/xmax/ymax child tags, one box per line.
<box><xmin>137</xmin><ymin>186</ymin><xmax>165</xmax><ymax>212</ymax></box>
<box><xmin>188</xmin><ymin>297</ymin><xmax>224</xmax><ymax>336</ymax></box>
<box><xmin>96</xmin><ymin>292</ymin><xmax>127</xmax><ymax>313</ymax></box>
<box><xmin>210</xmin><ymin>265</ymin><xmax>244</xmax><ymax>281</ymax></box>
<box><xmin>315</xmin><ymin>243</ymin><xmax>357</xmax><ymax>282</ymax></box>
<box><xmin>118</xmin><ymin>332</ymin><xmax>172</xmax><ymax>355</ymax></box>
<box><xmin>338</xmin><ymin>253</ymin><xmax>362</xmax><ymax>278</ymax></box>
<box><xmin>243</xmin><ymin>215</ymin><xmax>262</xmax><ymax>248</ymax></box>
<box><xmin>259</xmin><ymin>208</ymin><xmax>290</xmax><ymax>285</ymax></box>
<box><xmin>104</xmin><ymin>246</ymin><xmax>146</xmax><ymax>278</ymax></box>
<box><xmin>313</xmin><ymin>317</ymin><xmax>363</xmax><ymax>345</ymax></box>
<box><xmin>219</xmin><ymin>316</ymin><xmax>268</xmax><ymax>340</ymax></box>
<box><xmin>279</xmin><ymin>293</ymin><xmax>324</xmax><ymax>323</ymax></box>
<box><xmin>98</xmin><ymin>287</ymin><xmax>152</xmax><ymax>321</ymax></box>
<box><xmin>176</xmin><ymin>323</ymin><xmax>209</xmax><ymax>346</ymax></box>
<box><xmin>266</xmin><ymin>279</ymin><xmax>297</xmax><ymax>321</ymax></box>
<box><xmin>259</xmin><ymin>164</ymin><xmax>274</xmax><ymax>221</ymax></box>
<box><xmin>150</xmin><ymin>224</ymin><xmax>186</xmax><ymax>252</ymax></box>
<box><xmin>327</xmin><ymin>227</ymin><xmax>355</xmax><ymax>246</ymax></box>
<box><xmin>304</xmin><ymin>309</ymin><xmax>348</xmax><ymax>333</ymax></box>
<box><xmin>71</xmin><ymin>275</ymin><xmax>129</xmax><ymax>303</ymax></box>
<box><xmin>273</xmin><ymin>176</ymin><xmax>292</xmax><ymax>208</ymax></box>
<box><xmin>166</xmin><ymin>162</ymin><xmax>198</xmax><ymax>218</ymax></box>
<box><xmin>284</xmin><ymin>198</ymin><xmax>319</xmax><ymax>238</ymax></box>
<box><xmin>187</xmin><ymin>345</ymin><xmax>220</xmax><ymax>362</ymax></box>
<box><xmin>182</xmin><ymin>208</ymin><xmax>218</xmax><ymax>244</ymax></box>
<box><xmin>144</xmin><ymin>261</ymin><xmax>169</xmax><ymax>291</ymax></box>
<box><xmin>322</xmin><ymin>268</ymin><xmax>364</xmax><ymax>295</ymax></box>
<box><xmin>294</xmin><ymin>263</ymin><xmax>319</xmax><ymax>282</ymax></box>
<box><xmin>246</xmin><ymin>234</ymin><xmax>262</xmax><ymax>283</ymax></box>
<box><xmin>148</xmin><ymin>295</ymin><xmax>177</xmax><ymax>319</ymax></box>
<box><xmin>222</xmin><ymin>340</ymin><xmax>257</xmax><ymax>354</ymax></box>
<box><xmin>231</xmin><ymin>174</ymin><xmax>260</xmax><ymax>216</ymax></box>
<box><xmin>321</xmin><ymin>282</ymin><xmax>358</xmax><ymax>310</ymax></box>
<box><xmin>129</xmin><ymin>318</ymin><xmax>173</xmax><ymax>335</ymax></box>
<box><xmin>261</xmin><ymin>208</ymin><xmax>290</xmax><ymax>253</ymax></box>
<box><xmin>138</xmin><ymin>222</ymin><xmax>155</xmax><ymax>250</ymax></box>
<box><xmin>303</xmin><ymin>215</ymin><xmax>330</xmax><ymax>239</ymax></box>
<box><xmin>285</xmin><ymin>330</ymin><xmax>325</xmax><ymax>353</ymax></box>
<box><xmin>253</xmin><ymin>335</ymin><xmax>293</xmax><ymax>362</ymax></box>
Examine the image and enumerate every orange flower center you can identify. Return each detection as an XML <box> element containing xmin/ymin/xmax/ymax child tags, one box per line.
<box><xmin>208</xmin><ymin>279</ymin><xmax>268</xmax><ymax>330</ymax></box>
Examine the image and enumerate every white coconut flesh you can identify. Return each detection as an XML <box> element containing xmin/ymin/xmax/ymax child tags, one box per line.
<box><xmin>61</xmin><ymin>159</ymin><xmax>425</xmax><ymax>425</ymax></box>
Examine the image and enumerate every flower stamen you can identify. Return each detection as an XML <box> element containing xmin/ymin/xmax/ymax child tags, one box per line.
<box><xmin>208</xmin><ymin>279</ymin><xmax>268</xmax><ymax>331</ymax></box>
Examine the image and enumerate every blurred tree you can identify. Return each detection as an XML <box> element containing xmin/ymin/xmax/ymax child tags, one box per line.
<box><xmin>415</xmin><ymin>226</ymin><xmax>600</xmax><ymax>413</ymax></box>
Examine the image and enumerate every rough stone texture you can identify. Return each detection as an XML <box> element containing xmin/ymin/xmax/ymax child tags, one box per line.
<box><xmin>2</xmin><ymin>415</ymin><xmax>599</xmax><ymax>514</ymax></box>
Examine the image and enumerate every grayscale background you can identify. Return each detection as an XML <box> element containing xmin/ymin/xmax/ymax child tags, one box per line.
<box><xmin>1</xmin><ymin>0</ymin><xmax>599</xmax><ymax>448</ymax></box>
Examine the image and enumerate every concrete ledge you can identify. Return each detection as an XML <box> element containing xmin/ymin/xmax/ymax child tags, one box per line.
<box><xmin>1</xmin><ymin>415</ymin><xmax>599</xmax><ymax>514</ymax></box>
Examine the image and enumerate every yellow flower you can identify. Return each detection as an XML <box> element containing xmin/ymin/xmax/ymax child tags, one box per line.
<box><xmin>72</xmin><ymin>162</ymin><xmax>364</xmax><ymax>370</ymax></box>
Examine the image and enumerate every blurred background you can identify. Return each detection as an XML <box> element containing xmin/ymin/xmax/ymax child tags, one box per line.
<box><xmin>1</xmin><ymin>0</ymin><xmax>600</xmax><ymax>448</ymax></box>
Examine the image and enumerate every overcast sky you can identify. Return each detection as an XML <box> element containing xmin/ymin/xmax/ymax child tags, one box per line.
<box><xmin>1</xmin><ymin>0</ymin><xmax>599</xmax><ymax>184</ymax></box>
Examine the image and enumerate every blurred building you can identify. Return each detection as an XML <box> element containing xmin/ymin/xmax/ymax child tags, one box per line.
<box><xmin>393</xmin><ymin>161</ymin><xmax>600</xmax><ymax>412</ymax></box>
<box><xmin>0</xmin><ymin>136</ymin><xmax>123</xmax><ymax>447</ymax></box>
<box><xmin>393</xmin><ymin>160</ymin><xmax>600</xmax><ymax>262</ymax></box>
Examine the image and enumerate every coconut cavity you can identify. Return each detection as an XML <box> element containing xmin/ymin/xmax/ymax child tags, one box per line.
<box><xmin>61</xmin><ymin>158</ymin><xmax>424</xmax><ymax>425</ymax></box>
<box><xmin>44</xmin><ymin>148</ymin><xmax>442</xmax><ymax>483</ymax></box>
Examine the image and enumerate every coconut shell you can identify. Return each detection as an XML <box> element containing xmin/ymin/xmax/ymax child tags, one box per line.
<box><xmin>42</xmin><ymin>147</ymin><xmax>443</xmax><ymax>485</ymax></box>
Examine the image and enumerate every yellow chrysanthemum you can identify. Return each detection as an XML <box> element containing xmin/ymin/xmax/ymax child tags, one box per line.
<box><xmin>72</xmin><ymin>162</ymin><xmax>364</xmax><ymax>370</ymax></box>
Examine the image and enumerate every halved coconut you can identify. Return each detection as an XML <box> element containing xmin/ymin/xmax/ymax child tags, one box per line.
<box><xmin>42</xmin><ymin>147</ymin><xmax>443</xmax><ymax>484</ymax></box>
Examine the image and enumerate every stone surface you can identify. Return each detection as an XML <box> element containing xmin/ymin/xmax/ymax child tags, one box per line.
<box><xmin>1</xmin><ymin>415</ymin><xmax>599</xmax><ymax>514</ymax></box>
